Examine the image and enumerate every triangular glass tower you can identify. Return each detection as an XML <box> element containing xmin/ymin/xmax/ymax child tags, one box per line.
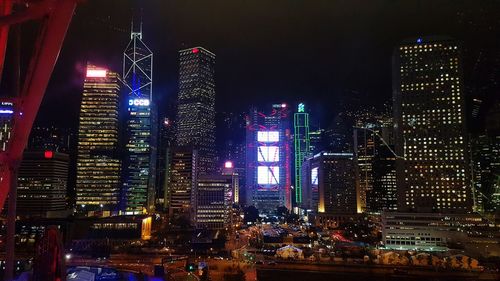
<box><xmin>122</xmin><ymin>21</ymin><xmax>157</xmax><ymax>214</ymax></box>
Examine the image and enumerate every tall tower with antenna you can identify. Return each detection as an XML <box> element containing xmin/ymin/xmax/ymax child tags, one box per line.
<box><xmin>122</xmin><ymin>19</ymin><xmax>157</xmax><ymax>214</ymax></box>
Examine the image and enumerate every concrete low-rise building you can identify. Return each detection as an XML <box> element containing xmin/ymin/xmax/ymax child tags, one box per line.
<box><xmin>381</xmin><ymin>212</ymin><xmax>500</xmax><ymax>257</ymax></box>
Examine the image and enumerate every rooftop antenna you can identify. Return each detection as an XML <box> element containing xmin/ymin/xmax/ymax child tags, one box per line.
<box><xmin>140</xmin><ymin>8</ymin><xmax>143</xmax><ymax>36</ymax></box>
<box><xmin>130</xmin><ymin>20</ymin><xmax>133</xmax><ymax>39</ymax></box>
<box><xmin>130</xmin><ymin>10</ymin><xmax>142</xmax><ymax>40</ymax></box>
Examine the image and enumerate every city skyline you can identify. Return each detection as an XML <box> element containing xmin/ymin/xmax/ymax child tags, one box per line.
<box><xmin>20</xmin><ymin>1</ymin><xmax>498</xmax><ymax>130</ymax></box>
<box><xmin>0</xmin><ymin>1</ymin><xmax>499</xmax><ymax>280</ymax></box>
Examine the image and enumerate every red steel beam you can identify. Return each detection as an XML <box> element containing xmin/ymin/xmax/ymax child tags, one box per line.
<box><xmin>0</xmin><ymin>0</ymin><xmax>77</xmax><ymax>211</ymax></box>
<box><xmin>0</xmin><ymin>0</ymin><xmax>12</xmax><ymax>81</ymax></box>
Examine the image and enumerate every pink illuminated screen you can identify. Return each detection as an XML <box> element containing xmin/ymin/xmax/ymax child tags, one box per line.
<box><xmin>224</xmin><ymin>161</ymin><xmax>233</xmax><ymax>168</ymax></box>
<box><xmin>192</xmin><ymin>48</ymin><xmax>199</xmax><ymax>53</ymax></box>
<box><xmin>86</xmin><ymin>69</ymin><xmax>107</xmax><ymax>78</ymax></box>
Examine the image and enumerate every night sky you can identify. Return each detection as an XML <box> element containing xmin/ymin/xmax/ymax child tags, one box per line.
<box><xmin>22</xmin><ymin>0</ymin><xmax>500</xmax><ymax>128</ymax></box>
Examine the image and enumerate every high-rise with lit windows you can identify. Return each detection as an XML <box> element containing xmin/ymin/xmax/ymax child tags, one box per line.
<box><xmin>176</xmin><ymin>47</ymin><xmax>216</xmax><ymax>175</ymax></box>
<box><xmin>76</xmin><ymin>65</ymin><xmax>121</xmax><ymax>212</ymax></box>
<box><xmin>353</xmin><ymin>117</ymin><xmax>396</xmax><ymax>213</ymax></box>
<box><xmin>194</xmin><ymin>175</ymin><xmax>233</xmax><ymax>229</ymax></box>
<box><xmin>393</xmin><ymin>37</ymin><xmax>472</xmax><ymax>212</ymax></box>
<box><xmin>245</xmin><ymin>104</ymin><xmax>291</xmax><ymax>213</ymax></box>
<box><xmin>302</xmin><ymin>152</ymin><xmax>357</xmax><ymax>214</ymax></box>
<box><xmin>17</xmin><ymin>150</ymin><xmax>69</xmax><ymax>217</ymax></box>
<box><xmin>168</xmin><ymin>146</ymin><xmax>198</xmax><ymax>216</ymax></box>
<box><xmin>122</xmin><ymin>23</ymin><xmax>157</xmax><ymax>214</ymax></box>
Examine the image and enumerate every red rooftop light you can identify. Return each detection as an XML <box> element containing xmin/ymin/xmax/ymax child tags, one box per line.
<box><xmin>192</xmin><ymin>48</ymin><xmax>199</xmax><ymax>54</ymax></box>
<box><xmin>44</xmin><ymin>151</ymin><xmax>53</xmax><ymax>159</ymax></box>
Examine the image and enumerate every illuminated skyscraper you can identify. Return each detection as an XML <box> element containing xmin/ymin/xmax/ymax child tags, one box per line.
<box><xmin>301</xmin><ymin>152</ymin><xmax>357</xmax><ymax>216</ymax></box>
<box><xmin>393</xmin><ymin>37</ymin><xmax>472</xmax><ymax>212</ymax></box>
<box><xmin>76</xmin><ymin>65</ymin><xmax>121</xmax><ymax>211</ymax></box>
<box><xmin>309</xmin><ymin>128</ymin><xmax>324</xmax><ymax>154</ymax></box>
<box><xmin>122</xmin><ymin>22</ymin><xmax>156</xmax><ymax>214</ymax></box>
<box><xmin>17</xmin><ymin>150</ymin><xmax>68</xmax><ymax>217</ymax></box>
<box><xmin>0</xmin><ymin>100</ymin><xmax>14</xmax><ymax>151</ymax></box>
<box><xmin>176</xmin><ymin>47</ymin><xmax>216</xmax><ymax>175</ymax></box>
<box><xmin>156</xmin><ymin>117</ymin><xmax>175</xmax><ymax>211</ymax></box>
<box><xmin>294</xmin><ymin>103</ymin><xmax>310</xmax><ymax>205</ymax></box>
<box><xmin>353</xmin><ymin>117</ymin><xmax>396</xmax><ymax>213</ymax></box>
<box><xmin>471</xmin><ymin>134</ymin><xmax>500</xmax><ymax>213</ymax></box>
<box><xmin>222</xmin><ymin>160</ymin><xmax>239</xmax><ymax>204</ymax></box>
<box><xmin>195</xmin><ymin>175</ymin><xmax>233</xmax><ymax>229</ymax></box>
<box><xmin>168</xmin><ymin>146</ymin><xmax>198</xmax><ymax>216</ymax></box>
<box><xmin>246</xmin><ymin>104</ymin><xmax>291</xmax><ymax>213</ymax></box>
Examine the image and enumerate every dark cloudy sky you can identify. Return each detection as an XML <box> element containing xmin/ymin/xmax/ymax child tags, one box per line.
<box><xmin>25</xmin><ymin>0</ymin><xmax>500</xmax><ymax>128</ymax></box>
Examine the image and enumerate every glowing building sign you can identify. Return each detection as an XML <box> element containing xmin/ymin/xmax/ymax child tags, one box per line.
<box><xmin>224</xmin><ymin>161</ymin><xmax>233</xmax><ymax>169</ymax></box>
<box><xmin>257</xmin><ymin>146</ymin><xmax>279</xmax><ymax>162</ymax></box>
<box><xmin>44</xmin><ymin>151</ymin><xmax>53</xmax><ymax>159</ymax></box>
<box><xmin>257</xmin><ymin>166</ymin><xmax>280</xmax><ymax>185</ymax></box>
<box><xmin>0</xmin><ymin>109</ymin><xmax>13</xmax><ymax>114</ymax></box>
<box><xmin>311</xmin><ymin>167</ymin><xmax>319</xmax><ymax>185</ymax></box>
<box><xmin>86</xmin><ymin>69</ymin><xmax>107</xmax><ymax>78</ymax></box>
<box><xmin>257</xmin><ymin>131</ymin><xmax>279</xmax><ymax>143</ymax></box>
<box><xmin>298</xmin><ymin>103</ymin><xmax>305</xmax><ymax>113</ymax></box>
<box><xmin>128</xmin><ymin>99</ymin><xmax>150</xmax><ymax>107</ymax></box>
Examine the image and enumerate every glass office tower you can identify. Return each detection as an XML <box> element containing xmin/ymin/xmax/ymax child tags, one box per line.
<box><xmin>76</xmin><ymin>65</ymin><xmax>121</xmax><ymax>212</ymax></box>
<box><xmin>122</xmin><ymin>23</ymin><xmax>156</xmax><ymax>214</ymax></box>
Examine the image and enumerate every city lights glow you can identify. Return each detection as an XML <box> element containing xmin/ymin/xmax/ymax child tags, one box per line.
<box><xmin>257</xmin><ymin>146</ymin><xmax>280</xmax><ymax>162</ymax></box>
<box><xmin>44</xmin><ymin>151</ymin><xmax>53</xmax><ymax>159</ymax></box>
<box><xmin>257</xmin><ymin>166</ymin><xmax>280</xmax><ymax>185</ymax></box>
<box><xmin>128</xmin><ymin>99</ymin><xmax>150</xmax><ymax>107</ymax></box>
<box><xmin>224</xmin><ymin>161</ymin><xmax>233</xmax><ymax>168</ymax></box>
<box><xmin>86</xmin><ymin>69</ymin><xmax>107</xmax><ymax>78</ymax></box>
<box><xmin>257</xmin><ymin>131</ymin><xmax>279</xmax><ymax>142</ymax></box>
<box><xmin>311</xmin><ymin>167</ymin><xmax>318</xmax><ymax>185</ymax></box>
<box><xmin>0</xmin><ymin>109</ymin><xmax>13</xmax><ymax>114</ymax></box>
<box><xmin>298</xmin><ymin>103</ymin><xmax>305</xmax><ymax>112</ymax></box>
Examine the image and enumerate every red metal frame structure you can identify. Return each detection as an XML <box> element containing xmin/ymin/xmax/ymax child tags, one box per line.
<box><xmin>0</xmin><ymin>0</ymin><xmax>12</xmax><ymax>81</ymax></box>
<box><xmin>0</xmin><ymin>0</ymin><xmax>78</xmax><ymax>211</ymax></box>
<box><xmin>33</xmin><ymin>226</ymin><xmax>66</xmax><ymax>281</ymax></box>
<box><xmin>0</xmin><ymin>1</ymin><xmax>78</xmax><ymax>280</ymax></box>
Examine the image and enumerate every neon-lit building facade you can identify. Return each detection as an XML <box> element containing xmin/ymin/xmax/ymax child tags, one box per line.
<box><xmin>176</xmin><ymin>47</ymin><xmax>216</xmax><ymax>175</ymax></box>
<box><xmin>246</xmin><ymin>104</ymin><xmax>291</xmax><ymax>213</ymax></box>
<box><xmin>122</xmin><ymin>23</ymin><xmax>157</xmax><ymax>214</ymax></box>
<box><xmin>76</xmin><ymin>65</ymin><xmax>121</xmax><ymax>211</ymax></box>
<box><xmin>294</xmin><ymin>103</ymin><xmax>310</xmax><ymax>205</ymax></box>
<box><xmin>393</xmin><ymin>37</ymin><xmax>472</xmax><ymax>212</ymax></box>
